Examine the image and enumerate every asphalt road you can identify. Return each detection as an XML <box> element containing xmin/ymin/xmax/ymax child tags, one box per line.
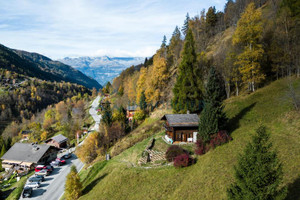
<box><xmin>89</xmin><ymin>95</ymin><xmax>102</xmax><ymax>131</ymax></box>
<box><xmin>19</xmin><ymin>96</ymin><xmax>101</xmax><ymax>200</ymax></box>
<box><xmin>20</xmin><ymin>155</ymin><xmax>84</xmax><ymax>200</ymax></box>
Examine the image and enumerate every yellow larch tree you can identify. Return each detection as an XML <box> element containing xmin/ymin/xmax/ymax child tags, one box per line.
<box><xmin>145</xmin><ymin>49</ymin><xmax>168</xmax><ymax>105</ymax></box>
<box><xmin>232</xmin><ymin>2</ymin><xmax>265</xmax><ymax>92</ymax></box>
<box><xmin>136</xmin><ymin>67</ymin><xmax>147</xmax><ymax>104</ymax></box>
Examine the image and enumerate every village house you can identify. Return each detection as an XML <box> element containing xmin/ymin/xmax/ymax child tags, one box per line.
<box><xmin>126</xmin><ymin>105</ymin><xmax>138</xmax><ymax>121</ymax></box>
<box><xmin>161</xmin><ymin>114</ymin><xmax>199</xmax><ymax>144</ymax></box>
<box><xmin>45</xmin><ymin>134</ymin><xmax>68</xmax><ymax>149</ymax></box>
<box><xmin>21</xmin><ymin>130</ymin><xmax>32</xmax><ymax>140</ymax></box>
<box><xmin>1</xmin><ymin>143</ymin><xmax>58</xmax><ymax>172</ymax></box>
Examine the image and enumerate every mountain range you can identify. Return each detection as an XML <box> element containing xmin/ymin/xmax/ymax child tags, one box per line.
<box><xmin>0</xmin><ymin>44</ymin><xmax>102</xmax><ymax>89</ymax></box>
<box><xmin>59</xmin><ymin>56</ymin><xmax>145</xmax><ymax>85</ymax></box>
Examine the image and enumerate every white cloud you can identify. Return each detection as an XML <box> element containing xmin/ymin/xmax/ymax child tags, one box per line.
<box><xmin>0</xmin><ymin>0</ymin><xmax>227</xmax><ymax>59</ymax></box>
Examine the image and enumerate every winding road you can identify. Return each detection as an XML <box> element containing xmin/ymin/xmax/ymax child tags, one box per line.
<box><xmin>19</xmin><ymin>96</ymin><xmax>102</xmax><ymax>200</ymax></box>
<box><xmin>89</xmin><ymin>95</ymin><xmax>102</xmax><ymax>131</ymax></box>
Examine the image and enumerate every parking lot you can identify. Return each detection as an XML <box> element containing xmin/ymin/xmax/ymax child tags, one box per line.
<box><xmin>19</xmin><ymin>154</ymin><xmax>84</xmax><ymax>200</ymax></box>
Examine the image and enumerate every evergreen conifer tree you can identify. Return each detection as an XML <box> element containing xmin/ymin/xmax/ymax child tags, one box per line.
<box><xmin>227</xmin><ymin>126</ymin><xmax>287</xmax><ymax>200</ymax></box>
<box><xmin>206</xmin><ymin>6</ymin><xmax>217</xmax><ymax>27</ymax></box>
<box><xmin>65</xmin><ymin>165</ymin><xmax>82</xmax><ymax>200</ymax></box>
<box><xmin>101</xmin><ymin>102</ymin><xmax>112</xmax><ymax>127</ymax></box>
<box><xmin>161</xmin><ymin>35</ymin><xmax>167</xmax><ymax>49</ymax></box>
<box><xmin>182</xmin><ymin>13</ymin><xmax>190</xmax><ymax>37</ymax></box>
<box><xmin>199</xmin><ymin>67</ymin><xmax>227</xmax><ymax>141</ymax></box>
<box><xmin>172</xmin><ymin>29</ymin><xmax>202</xmax><ymax>113</ymax></box>
<box><xmin>139</xmin><ymin>91</ymin><xmax>147</xmax><ymax>111</ymax></box>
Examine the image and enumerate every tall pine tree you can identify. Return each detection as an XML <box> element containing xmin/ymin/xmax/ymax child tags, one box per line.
<box><xmin>139</xmin><ymin>91</ymin><xmax>147</xmax><ymax>111</ymax></box>
<box><xmin>172</xmin><ymin>29</ymin><xmax>202</xmax><ymax>113</ymax></box>
<box><xmin>182</xmin><ymin>13</ymin><xmax>190</xmax><ymax>37</ymax></box>
<box><xmin>199</xmin><ymin>67</ymin><xmax>227</xmax><ymax>141</ymax></box>
<box><xmin>227</xmin><ymin>126</ymin><xmax>286</xmax><ymax>200</ymax></box>
<box><xmin>101</xmin><ymin>102</ymin><xmax>112</xmax><ymax>127</ymax></box>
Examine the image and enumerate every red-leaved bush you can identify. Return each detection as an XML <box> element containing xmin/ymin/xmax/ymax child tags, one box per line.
<box><xmin>173</xmin><ymin>153</ymin><xmax>194</xmax><ymax>168</ymax></box>
<box><xmin>195</xmin><ymin>130</ymin><xmax>232</xmax><ymax>155</ymax></box>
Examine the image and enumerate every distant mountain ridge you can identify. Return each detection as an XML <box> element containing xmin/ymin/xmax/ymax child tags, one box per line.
<box><xmin>0</xmin><ymin>44</ymin><xmax>102</xmax><ymax>89</ymax></box>
<box><xmin>59</xmin><ymin>56</ymin><xmax>145</xmax><ymax>85</ymax></box>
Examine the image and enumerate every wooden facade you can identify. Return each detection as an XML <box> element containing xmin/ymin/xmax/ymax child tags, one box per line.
<box><xmin>165</xmin><ymin>125</ymin><xmax>198</xmax><ymax>143</ymax></box>
<box><xmin>46</xmin><ymin>134</ymin><xmax>68</xmax><ymax>149</ymax></box>
<box><xmin>162</xmin><ymin>114</ymin><xmax>199</xmax><ymax>143</ymax></box>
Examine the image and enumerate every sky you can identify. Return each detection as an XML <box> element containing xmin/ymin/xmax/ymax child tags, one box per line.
<box><xmin>0</xmin><ymin>0</ymin><xmax>227</xmax><ymax>59</ymax></box>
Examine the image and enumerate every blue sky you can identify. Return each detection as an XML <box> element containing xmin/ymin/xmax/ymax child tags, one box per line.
<box><xmin>0</xmin><ymin>0</ymin><xmax>227</xmax><ymax>59</ymax></box>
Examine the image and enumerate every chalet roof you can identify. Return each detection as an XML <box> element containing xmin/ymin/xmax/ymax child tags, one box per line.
<box><xmin>50</xmin><ymin>134</ymin><xmax>68</xmax><ymax>144</ymax></box>
<box><xmin>21</xmin><ymin>130</ymin><xmax>32</xmax><ymax>135</ymax></box>
<box><xmin>161</xmin><ymin>114</ymin><xmax>199</xmax><ymax>127</ymax></box>
<box><xmin>127</xmin><ymin>105</ymin><xmax>138</xmax><ymax>111</ymax></box>
<box><xmin>1</xmin><ymin>143</ymin><xmax>51</xmax><ymax>163</ymax></box>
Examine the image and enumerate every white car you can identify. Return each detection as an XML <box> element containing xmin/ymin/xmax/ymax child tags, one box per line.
<box><xmin>35</xmin><ymin>169</ymin><xmax>49</xmax><ymax>176</ymax></box>
<box><xmin>25</xmin><ymin>181</ymin><xmax>40</xmax><ymax>188</ymax></box>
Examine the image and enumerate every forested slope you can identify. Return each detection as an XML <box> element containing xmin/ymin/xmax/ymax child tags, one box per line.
<box><xmin>0</xmin><ymin>44</ymin><xmax>102</xmax><ymax>89</ymax></box>
<box><xmin>80</xmin><ymin>78</ymin><xmax>300</xmax><ymax>200</ymax></box>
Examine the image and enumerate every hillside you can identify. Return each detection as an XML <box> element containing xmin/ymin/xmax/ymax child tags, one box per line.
<box><xmin>0</xmin><ymin>44</ymin><xmax>102</xmax><ymax>89</ymax></box>
<box><xmin>0</xmin><ymin>68</ymin><xmax>91</xmax><ymax>135</ymax></box>
<box><xmin>59</xmin><ymin>56</ymin><xmax>144</xmax><ymax>85</ymax></box>
<box><xmin>78</xmin><ymin>78</ymin><xmax>300</xmax><ymax>200</ymax></box>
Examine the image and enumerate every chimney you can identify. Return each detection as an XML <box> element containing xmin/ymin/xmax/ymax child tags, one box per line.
<box><xmin>187</xmin><ymin>110</ymin><xmax>190</xmax><ymax>114</ymax></box>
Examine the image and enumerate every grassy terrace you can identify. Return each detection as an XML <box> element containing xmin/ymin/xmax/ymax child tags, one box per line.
<box><xmin>79</xmin><ymin>78</ymin><xmax>300</xmax><ymax>200</ymax></box>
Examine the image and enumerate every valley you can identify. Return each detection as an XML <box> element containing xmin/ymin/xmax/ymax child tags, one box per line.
<box><xmin>0</xmin><ymin>0</ymin><xmax>299</xmax><ymax>199</ymax></box>
<box><xmin>59</xmin><ymin>56</ymin><xmax>144</xmax><ymax>85</ymax></box>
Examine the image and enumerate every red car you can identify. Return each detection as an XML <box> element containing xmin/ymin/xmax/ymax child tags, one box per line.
<box><xmin>35</xmin><ymin>165</ymin><xmax>45</xmax><ymax>172</ymax></box>
<box><xmin>56</xmin><ymin>157</ymin><xmax>66</xmax><ymax>165</ymax></box>
<box><xmin>35</xmin><ymin>165</ymin><xmax>53</xmax><ymax>173</ymax></box>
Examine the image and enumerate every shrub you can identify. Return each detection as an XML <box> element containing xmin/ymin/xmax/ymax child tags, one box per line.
<box><xmin>165</xmin><ymin>145</ymin><xmax>186</xmax><ymax>162</ymax></box>
<box><xmin>195</xmin><ymin>130</ymin><xmax>232</xmax><ymax>155</ymax></box>
<box><xmin>133</xmin><ymin>110</ymin><xmax>146</xmax><ymax>121</ymax></box>
<box><xmin>195</xmin><ymin>140</ymin><xmax>206</xmax><ymax>155</ymax></box>
<box><xmin>173</xmin><ymin>154</ymin><xmax>194</xmax><ymax>168</ymax></box>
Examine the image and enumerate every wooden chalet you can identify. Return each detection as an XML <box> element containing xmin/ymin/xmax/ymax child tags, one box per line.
<box><xmin>45</xmin><ymin>134</ymin><xmax>68</xmax><ymax>149</ymax></box>
<box><xmin>161</xmin><ymin>114</ymin><xmax>199</xmax><ymax>144</ymax></box>
<box><xmin>1</xmin><ymin>143</ymin><xmax>58</xmax><ymax>171</ymax></box>
<box><xmin>126</xmin><ymin>105</ymin><xmax>138</xmax><ymax>121</ymax></box>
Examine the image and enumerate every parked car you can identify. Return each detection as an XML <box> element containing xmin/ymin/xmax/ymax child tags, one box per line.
<box><xmin>35</xmin><ymin>165</ymin><xmax>45</xmax><ymax>172</ymax></box>
<box><xmin>34</xmin><ymin>174</ymin><xmax>45</xmax><ymax>181</ymax></box>
<box><xmin>35</xmin><ymin>169</ymin><xmax>49</xmax><ymax>176</ymax></box>
<box><xmin>22</xmin><ymin>187</ymin><xmax>33</xmax><ymax>198</ymax></box>
<box><xmin>56</xmin><ymin>157</ymin><xmax>66</xmax><ymax>165</ymax></box>
<box><xmin>50</xmin><ymin>160</ymin><xmax>60</xmax><ymax>167</ymax></box>
<box><xmin>44</xmin><ymin>165</ymin><xmax>53</xmax><ymax>173</ymax></box>
<box><xmin>25</xmin><ymin>181</ymin><xmax>40</xmax><ymax>188</ymax></box>
<box><xmin>63</xmin><ymin>153</ymin><xmax>72</xmax><ymax>159</ymax></box>
<box><xmin>28</xmin><ymin>176</ymin><xmax>42</xmax><ymax>183</ymax></box>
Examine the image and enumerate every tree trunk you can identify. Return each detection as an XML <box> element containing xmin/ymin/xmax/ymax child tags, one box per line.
<box><xmin>235</xmin><ymin>81</ymin><xmax>239</xmax><ymax>96</ymax></box>
<box><xmin>225</xmin><ymin>80</ymin><xmax>230</xmax><ymax>99</ymax></box>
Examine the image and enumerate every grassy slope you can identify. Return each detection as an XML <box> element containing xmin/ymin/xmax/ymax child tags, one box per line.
<box><xmin>79</xmin><ymin>78</ymin><xmax>300</xmax><ymax>200</ymax></box>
